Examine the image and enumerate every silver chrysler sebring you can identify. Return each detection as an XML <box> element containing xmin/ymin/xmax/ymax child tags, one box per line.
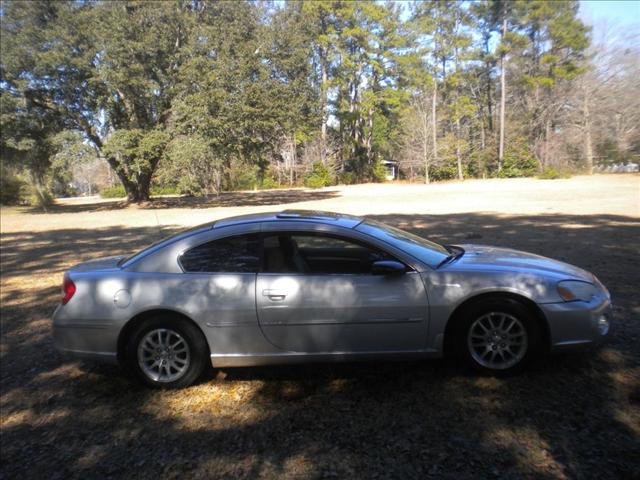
<box><xmin>52</xmin><ymin>210</ymin><xmax>612</xmax><ymax>388</ymax></box>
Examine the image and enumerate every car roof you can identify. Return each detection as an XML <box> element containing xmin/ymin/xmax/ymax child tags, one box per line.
<box><xmin>213</xmin><ymin>210</ymin><xmax>364</xmax><ymax>229</ymax></box>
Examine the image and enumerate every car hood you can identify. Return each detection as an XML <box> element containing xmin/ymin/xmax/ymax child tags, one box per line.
<box><xmin>69</xmin><ymin>255</ymin><xmax>125</xmax><ymax>273</ymax></box>
<box><xmin>448</xmin><ymin>244</ymin><xmax>594</xmax><ymax>281</ymax></box>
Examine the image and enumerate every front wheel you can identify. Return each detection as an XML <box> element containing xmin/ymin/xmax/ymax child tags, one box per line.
<box><xmin>125</xmin><ymin>316</ymin><xmax>209</xmax><ymax>388</ymax></box>
<box><xmin>456</xmin><ymin>298</ymin><xmax>541</xmax><ymax>375</ymax></box>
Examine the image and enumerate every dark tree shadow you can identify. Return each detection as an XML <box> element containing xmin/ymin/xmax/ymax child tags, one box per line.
<box><xmin>34</xmin><ymin>189</ymin><xmax>341</xmax><ymax>214</ymax></box>
<box><xmin>1</xmin><ymin>212</ymin><xmax>639</xmax><ymax>479</ymax></box>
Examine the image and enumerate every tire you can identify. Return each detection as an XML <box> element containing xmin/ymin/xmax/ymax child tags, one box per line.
<box><xmin>125</xmin><ymin>315</ymin><xmax>209</xmax><ymax>388</ymax></box>
<box><xmin>454</xmin><ymin>298</ymin><xmax>541</xmax><ymax>375</ymax></box>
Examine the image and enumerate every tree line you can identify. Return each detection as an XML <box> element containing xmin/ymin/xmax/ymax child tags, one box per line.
<box><xmin>1</xmin><ymin>0</ymin><xmax>638</xmax><ymax>204</ymax></box>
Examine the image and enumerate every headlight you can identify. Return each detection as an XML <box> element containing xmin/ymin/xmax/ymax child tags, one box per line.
<box><xmin>597</xmin><ymin>314</ymin><xmax>610</xmax><ymax>335</ymax></box>
<box><xmin>557</xmin><ymin>280</ymin><xmax>598</xmax><ymax>302</ymax></box>
<box><xmin>592</xmin><ymin>275</ymin><xmax>611</xmax><ymax>299</ymax></box>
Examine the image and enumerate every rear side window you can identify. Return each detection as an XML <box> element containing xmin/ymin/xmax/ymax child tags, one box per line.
<box><xmin>180</xmin><ymin>234</ymin><xmax>260</xmax><ymax>273</ymax></box>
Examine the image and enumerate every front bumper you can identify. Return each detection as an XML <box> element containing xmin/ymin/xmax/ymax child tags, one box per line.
<box><xmin>540</xmin><ymin>296</ymin><xmax>612</xmax><ymax>352</ymax></box>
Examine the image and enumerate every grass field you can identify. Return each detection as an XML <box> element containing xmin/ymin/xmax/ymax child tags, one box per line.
<box><xmin>1</xmin><ymin>174</ymin><xmax>639</xmax><ymax>479</ymax></box>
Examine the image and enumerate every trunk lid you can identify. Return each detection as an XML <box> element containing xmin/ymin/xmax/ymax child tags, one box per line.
<box><xmin>68</xmin><ymin>255</ymin><xmax>125</xmax><ymax>273</ymax></box>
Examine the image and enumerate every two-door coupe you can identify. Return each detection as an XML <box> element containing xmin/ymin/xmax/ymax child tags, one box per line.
<box><xmin>53</xmin><ymin>210</ymin><xmax>611</xmax><ymax>388</ymax></box>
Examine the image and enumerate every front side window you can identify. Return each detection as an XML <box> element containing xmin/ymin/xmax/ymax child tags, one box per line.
<box><xmin>180</xmin><ymin>234</ymin><xmax>260</xmax><ymax>273</ymax></box>
<box><xmin>262</xmin><ymin>233</ymin><xmax>400</xmax><ymax>275</ymax></box>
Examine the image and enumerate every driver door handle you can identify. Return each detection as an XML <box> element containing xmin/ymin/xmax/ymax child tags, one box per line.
<box><xmin>262</xmin><ymin>289</ymin><xmax>287</xmax><ymax>301</ymax></box>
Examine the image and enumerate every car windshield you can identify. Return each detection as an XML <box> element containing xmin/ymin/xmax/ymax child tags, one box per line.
<box><xmin>356</xmin><ymin>218</ymin><xmax>451</xmax><ymax>268</ymax></box>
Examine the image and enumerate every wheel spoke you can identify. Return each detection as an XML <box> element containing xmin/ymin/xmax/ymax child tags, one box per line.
<box><xmin>476</xmin><ymin>320</ymin><xmax>490</xmax><ymax>333</ymax></box>
<box><xmin>467</xmin><ymin>312</ymin><xmax>528</xmax><ymax>371</ymax></box>
<box><xmin>137</xmin><ymin>328</ymin><xmax>191</xmax><ymax>384</ymax></box>
<box><xmin>504</xmin><ymin>318</ymin><xmax>515</xmax><ymax>332</ymax></box>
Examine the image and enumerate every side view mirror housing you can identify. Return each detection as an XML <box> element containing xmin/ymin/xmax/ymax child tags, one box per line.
<box><xmin>371</xmin><ymin>260</ymin><xmax>406</xmax><ymax>275</ymax></box>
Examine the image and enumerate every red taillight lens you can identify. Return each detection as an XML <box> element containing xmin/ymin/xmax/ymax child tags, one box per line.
<box><xmin>61</xmin><ymin>276</ymin><xmax>76</xmax><ymax>305</ymax></box>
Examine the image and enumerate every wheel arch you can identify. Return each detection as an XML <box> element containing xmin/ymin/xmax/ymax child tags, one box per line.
<box><xmin>117</xmin><ymin>308</ymin><xmax>210</xmax><ymax>364</ymax></box>
<box><xmin>442</xmin><ymin>291</ymin><xmax>551</xmax><ymax>358</ymax></box>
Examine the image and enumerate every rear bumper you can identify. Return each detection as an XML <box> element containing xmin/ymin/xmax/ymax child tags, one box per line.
<box><xmin>540</xmin><ymin>296</ymin><xmax>612</xmax><ymax>353</ymax></box>
<box><xmin>52</xmin><ymin>305</ymin><xmax>119</xmax><ymax>364</ymax></box>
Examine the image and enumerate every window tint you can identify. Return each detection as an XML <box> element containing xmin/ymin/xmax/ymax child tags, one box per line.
<box><xmin>262</xmin><ymin>233</ymin><xmax>399</xmax><ymax>275</ymax></box>
<box><xmin>294</xmin><ymin>235</ymin><xmax>359</xmax><ymax>249</ymax></box>
<box><xmin>180</xmin><ymin>234</ymin><xmax>260</xmax><ymax>273</ymax></box>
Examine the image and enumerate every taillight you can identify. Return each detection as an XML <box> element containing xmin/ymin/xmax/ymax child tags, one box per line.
<box><xmin>61</xmin><ymin>275</ymin><xmax>76</xmax><ymax>305</ymax></box>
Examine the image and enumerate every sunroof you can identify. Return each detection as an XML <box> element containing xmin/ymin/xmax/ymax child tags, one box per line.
<box><xmin>276</xmin><ymin>210</ymin><xmax>341</xmax><ymax>220</ymax></box>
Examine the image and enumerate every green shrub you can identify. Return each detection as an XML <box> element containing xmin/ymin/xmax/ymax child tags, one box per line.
<box><xmin>175</xmin><ymin>178</ymin><xmax>204</xmax><ymax>196</ymax></box>
<box><xmin>150</xmin><ymin>185</ymin><xmax>178</xmax><ymax>196</ymax></box>
<box><xmin>497</xmin><ymin>140</ymin><xmax>537</xmax><ymax>178</ymax></box>
<box><xmin>304</xmin><ymin>162</ymin><xmax>333</xmax><ymax>188</ymax></box>
<box><xmin>100</xmin><ymin>185</ymin><xmax>126</xmax><ymax>198</ymax></box>
<box><xmin>229</xmin><ymin>160</ymin><xmax>260</xmax><ymax>190</ymax></box>
<box><xmin>261</xmin><ymin>175</ymin><xmax>280</xmax><ymax>190</ymax></box>
<box><xmin>372</xmin><ymin>160</ymin><xmax>388</xmax><ymax>182</ymax></box>
<box><xmin>429</xmin><ymin>164</ymin><xmax>459</xmax><ymax>181</ymax></box>
<box><xmin>304</xmin><ymin>175</ymin><xmax>326</xmax><ymax>189</ymax></box>
<box><xmin>337</xmin><ymin>171</ymin><xmax>356</xmax><ymax>185</ymax></box>
<box><xmin>468</xmin><ymin>148</ymin><xmax>495</xmax><ymax>178</ymax></box>
<box><xmin>0</xmin><ymin>172</ymin><xmax>27</xmax><ymax>205</ymax></box>
<box><xmin>28</xmin><ymin>187</ymin><xmax>54</xmax><ymax>209</ymax></box>
<box><xmin>538</xmin><ymin>168</ymin><xmax>571</xmax><ymax>180</ymax></box>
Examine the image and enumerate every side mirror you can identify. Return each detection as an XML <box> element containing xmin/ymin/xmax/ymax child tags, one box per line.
<box><xmin>371</xmin><ymin>260</ymin><xmax>406</xmax><ymax>275</ymax></box>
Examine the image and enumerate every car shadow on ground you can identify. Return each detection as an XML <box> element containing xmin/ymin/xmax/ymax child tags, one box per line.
<box><xmin>1</xmin><ymin>212</ymin><xmax>639</xmax><ymax>479</ymax></box>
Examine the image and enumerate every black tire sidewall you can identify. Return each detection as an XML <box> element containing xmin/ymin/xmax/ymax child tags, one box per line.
<box><xmin>455</xmin><ymin>298</ymin><xmax>541</xmax><ymax>375</ymax></box>
<box><xmin>125</xmin><ymin>316</ymin><xmax>209</xmax><ymax>389</ymax></box>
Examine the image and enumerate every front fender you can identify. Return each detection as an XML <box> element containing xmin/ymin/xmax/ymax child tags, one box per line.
<box><xmin>422</xmin><ymin>270</ymin><xmax>555</xmax><ymax>353</ymax></box>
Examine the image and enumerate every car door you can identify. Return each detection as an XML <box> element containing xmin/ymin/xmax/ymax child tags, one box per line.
<box><xmin>178</xmin><ymin>232</ymin><xmax>260</xmax><ymax>343</ymax></box>
<box><xmin>256</xmin><ymin>230</ymin><xmax>430</xmax><ymax>353</ymax></box>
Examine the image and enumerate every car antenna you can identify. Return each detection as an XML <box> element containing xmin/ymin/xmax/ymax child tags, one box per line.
<box><xmin>154</xmin><ymin>210</ymin><xmax>163</xmax><ymax>239</ymax></box>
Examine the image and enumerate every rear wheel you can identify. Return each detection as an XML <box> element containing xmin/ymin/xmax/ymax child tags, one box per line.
<box><xmin>125</xmin><ymin>316</ymin><xmax>208</xmax><ymax>388</ymax></box>
<box><xmin>455</xmin><ymin>298</ymin><xmax>541</xmax><ymax>375</ymax></box>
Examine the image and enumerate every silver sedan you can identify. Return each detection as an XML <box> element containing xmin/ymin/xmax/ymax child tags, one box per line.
<box><xmin>52</xmin><ymin>210</ymin><xmax>612</xmax><ymax>388</ymax></box>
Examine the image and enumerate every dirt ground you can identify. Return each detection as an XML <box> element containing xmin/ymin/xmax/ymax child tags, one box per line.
<box><xmin>1</xmin><ymin>174</ymin><xmax>639</xmax><ymax>479</ymax></box>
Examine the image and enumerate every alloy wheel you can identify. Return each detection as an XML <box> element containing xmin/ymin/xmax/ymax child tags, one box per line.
<box><xmin>137</xmin><ymin>328</ymin><xmax>191</xmax><ymax>383</ymax></box>
<box><xmin>467</xmin><ymin>312</ymin><xmax>528</xmax><ymax>370</ymax></box>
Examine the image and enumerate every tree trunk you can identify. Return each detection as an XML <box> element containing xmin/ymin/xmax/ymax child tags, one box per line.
<box><xmin>128</xmin><ymin>175</ymin><xmax>152</xmax><ymax>202</ymax></box>
<box><xmin>498</xmin><ymin>17</ymin><xmax>507</xmax><ymax>173</ymax></box>
<box><xmin>455</xmin><ymin>118</ymin><xmax>463</xmax><ymax>180</ymax></box>
<box><xmin>480</xmin><ymin>117</ymin><xmax>486</xmax><ymax>178</ymax></box>
<box><xmin>486</xmin><ymin>70</ymin><xmax>493</xmax><ymax>132</ymax></box>
<box><xmin>289</xmin><ymin>133</ymin><xmax>296</xmax><ymax>186</ymax></box>
<box><xmin>431</xmin><ymin>78</ymin><xmax>438</xmax><ymax>173</ymax></box>
<box><xmin>125</xmin><ymin>182</ymin><xmax>151</xmax><ymax>202</ymax></box>
<box><xmin>542</xmin><ymin>120</ymin><xmax>551</xmax><ymax>171</ymax></box>
<box><xmin>105</xmin><ymin>157</ymin><xmax>151</xmax><ymax>203</ymax></box>
<box><xmin>366</xmin><ymin>103</ymin><xmax>374</xmax><ymax>166</ymax></box>
<box><xmin>320</xmin><ymin>45</ymin><xmax>328</xmax><ymax>165</ymax></box>
<box><xmin>422</xmin><ymin>106</ymin><xmax>430</xmax><ymax>184</ymax></box>
<box><xmin>582</xmin><ymin>84</ymin><xmax>594</xmax><ymax>174</ymax></box>
<box><xmin>29</xmin><ymin>173</ymin><xmax>50</xmax><ymax>212</ymax></box>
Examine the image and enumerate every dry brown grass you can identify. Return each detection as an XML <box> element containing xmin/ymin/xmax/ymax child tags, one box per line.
<box><xmin>1</xmin><ymin>175</ymin><xmax>639</xmax><ymax>479</ymax></box>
